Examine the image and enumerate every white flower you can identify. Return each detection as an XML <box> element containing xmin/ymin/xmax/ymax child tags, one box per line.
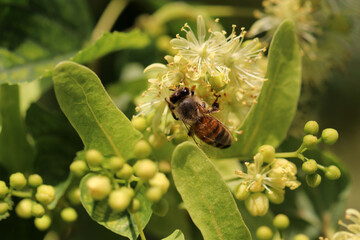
<box><xmin>332</xmin><ymin>209</ymin><xmax>360</xmax><ymax>240</ymax></box>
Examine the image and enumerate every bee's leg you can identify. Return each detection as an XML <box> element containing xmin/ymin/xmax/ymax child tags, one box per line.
<box><xmin>206</xmin><ymin>94</ymin><xmax>221</xmax><ymax>113</ymax></box>
<box><xmin>190</xmin><ymin>85</ymin><xmax>196</xmax><ymax>96</ymax></box>
<box><xmin>187</xmin><ymin>126</ymin><xmax>199</xmax><ymax>145</ymax></box>
<box><xmin>165</xmin><ymin>98</ymin><xmax>179</xmax><ymax>120</ymax></box>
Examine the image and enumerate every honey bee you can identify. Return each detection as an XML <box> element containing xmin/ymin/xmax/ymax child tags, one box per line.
<box><xmin>165</xmin><ymin>86</ymin><xmax>232</xmax><ymax>149</ymax></box>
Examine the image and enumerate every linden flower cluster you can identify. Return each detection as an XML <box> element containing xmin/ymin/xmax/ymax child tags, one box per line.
<box><xmin>234</xmin><ymin>146</ymin><xmax>300</xmax><ymax>216</ymax></box>
<box><xmin>248</xmin><ymin>0</ymin><xmax>360</xmax><ymax>85</ymax></box>
<box><xmin>135</xmin><ymin>16</ymin><xmax>267</xmax><ymax>140</ymax></box>
<box><xmin>332</xmin><ymin>208</ymin><xmax>360</xmax><ymax>240</ymax></box>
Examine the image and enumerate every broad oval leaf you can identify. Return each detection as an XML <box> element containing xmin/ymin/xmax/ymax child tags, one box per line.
<box><xmin>162</xmin><ymin>230</ymin><xmax>185</xmax><ymax>240</ymax></box>
<box><xmin>171</xmin><ymin>142</ymin><xmax>251</xmax><ymax>240</ymax></box>
<box><xmin>53</xmin><ymin>61</ymin><xmax>142</xmax><ymax>158</ymax></box>
<box><xmin>220</xmin><ymin>20</ymin><xmax>301</xmax><ymax>157</ymax></box>
<box><xmin>80</xmin><ymin>173</ymin><xmax>152</xmax><ymax>240</ymax></box>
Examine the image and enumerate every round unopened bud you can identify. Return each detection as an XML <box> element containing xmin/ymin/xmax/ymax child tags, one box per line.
<box><xmin>209</xmin><ymin>74</ymin><xmax>227</xmax><ymax>92</ymax></box>
<box><xmin>67</xmin><ymin>187</ymin><xmax>81</xmax><ymax>205</ymax></box>
<box><xmin>303</xmin><ymin>135</ymin><xmax>318</xmax><ymax>149</ymax></box>
<box><xmin>258</xmin><ymin>145</ymin><xmax>275</xmax><ymax>163</ymax></box>
<box><xmin>0</xmin><ymin>201</ymin><xmax>9</xmax><ymax>215</ymax></box>
<box><xmin>0</xmin><ymin>181</ymin><xmax>9</xmax><ymax>198</ymax></box>
<box><xmin>302</xmin><ymin>159</ymin><xmax>318</xmax><ymax>174</ymax></box>
<box><xmin>321</xmin><ymin>128</ymin><xmax>339</xmax><ymax>145</ymax></box>
<box><xmin>108</xmin><ymin>188</ymin><xmax>133</xmax><ymax>212</ymax></box>
<box><xmin>325</xmin><ymin>165</ymin><xmax>341</xmax><ymax>180</ymax></box>
<box><xmin>245</xmin><ymin>193</ymin><xmax>269</xmax><ymax>216</ymax></box>
<box><xmin>158</xmin><ymin>160</ymin><xmax>171</xmax><ymax>173</ymax></box>
<box><xmin>34</xmin><ymin>215</ymin><xmax>51</xmax><ymax>231</ymax></box>
<box><xmin>128</xmin><ymin>198</ymin><xmax>141</xmax><ymax>213</ymax></box>
<box><xmin>134</xmin><ymin>159</ymin><xmax>157</xmax><ymax>180</ymax></box>
<box><xmin>133</xmin><ymin>140</ymin><xmax>152</xmax><ymax>158</ymax></box>
<box><xmin>70</xmin><ymin>161</ymin><xmax>88</xmax><ymax>177</ymax></box>
<box><xmin>32</xmin><ymin>203</ymin><xmax>45</xmax><ymax>217</ymax></box>
<box><xmin>86</xmin><ymin>175</ymin><xmax>112</xmax><ymax>201</ymax></box>
<box><xmin>16</xmin><ymin>199</ymin><xmax>32</xmax><ymax>219</ymax></box>
<box><xmin>86</xmin><ymin>149</ymin><xmax>104</xmax><ymax>167</ymax></box>
<box><xmin>152</xmin><ymin>199</ymin><xmax>169</xmax><ymax>216</ymax></box>
<box><xmin>115</xmin><ymin>163</ymin><xmax>133</xmax><ymax>179</ymax></box>
<box><xmin>149</xmin><ymin>134</ymin><xmax>166</xmax><ymax>149</ymax></box>
<box><xmin>146</xmin><ymin>187</ymin><xmax>163</xmax><ymax>202</ymax></box>
<box><xmin>306</xmin><ymin>173</ymin><xmax>321</xmax><ymax>188</ymax></box>
<box><xmin>294</xmin><ymin>234</ymin><xmax>310</xmax><ymax>240</ymax></box>
<box><xmin>28</xmin><ymin>174</ymin><xmax>43</xmax><ymax>188</ymax></box>
<box><xmin>131</xmin><ymin>117</ymin><xmax>147</xmax><ymax>132</ymax></box>
<box><xmin>256</xmin><ymin>226</ymin><xmax>273</xmax><ymax>240</ymax></box>
<box><xmin>149</xmin><ymin>173</ymin><xmax>170</xmax><ymax>194</ymax></box>
<box><xmin>36</xmin><ymin>185</ymin><xmax>55</xmax><ymax>205</ymax></box>
<box><xmin>61</xmin><ymin>207</ymin><xmax>77</xmax><ymax>222</ymax></box>
<box><xmin>10</xmin><ymin>172</ymin><xmax>27</xmax><ymax>190</ymax></box>
<box><xmin>266</xmin><ymin>189</ymin><xmax>284</xmax><ymax>204</ymax></box>
<box><xmin>109</xmin><ymin>156</ymin><xmax>125</xmax><ymax>172</ymax></box>
<box><xmin>273</xmin><ymin>214</ymin><xmax>290</xmax><ymax>230</ymax></box>
<box><xmin>304</xmin><ymin>121</ymin><xmax>319</xmax><ymax>135</ymax></box>
<box><xmin>234</xmin><ymin>184</ymin><xmax>250</xmax><ymax>200</ymax></box>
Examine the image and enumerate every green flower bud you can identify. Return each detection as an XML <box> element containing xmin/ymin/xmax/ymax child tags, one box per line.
<box><xmin>70</xmin><ymin>161</ymin><xmax>88</xmax><ymax>177</ymax></box>
<box><xmin>32</xmin><ymin>203</ymin><xmax>45</xmax><ymax>217</ymax></box>
<box><xmin>16</xmin><ymin>199</ymin><xmax>32</xmax><ymax>219</ymax></box>
<box><xmin>306</xmin><ymin>173</ymin><xmax>321</xmax><ymax>188</ymax></box>
<box><xmin>133</xmin><ymin>140</ymin><xmax>152</xmax><ymax>158</ymax></box>
<box><xmin>0</xmin><ymin>201</ymin><xmax>9</xmax><ymax>215</ymax></box>
<box><xmin>234</xmin><ymin>184</ymin><xmax>250</xmax><ymax>201</ymax></box>
<box><xmin>86</xmin><ymin>175</ymin><xmax>112</xmax><ymax>201</ymax></box>
<box><xmin>86</xmin><ymin>149</ymin><xmax>104</xmax><ymax>167</ymax></box>
<box><xmin>43</xmin><ymin>231</ymin><xmax>59</xmax><ymax>240</ymax></box>
<box><xmin>146</xmin><ymin>187</ymin><xmax>163</xmax><ymax>202</ymax></box>
<box><xmin>152</xmin><ymin>199</ymin><xmax>169</xmax><ymax>216</ymax></box>
<box><xmin>158</xmin><ymin>160</ymin><xmax>171</xmax><ymax>173</ymax></box>
<box><xmin>266</xmin><ymin>189</ymin><xmax>284</xmax><ymax>204</ymax></box>
<box><xmin>258</xmin><ymin>145</ymin><xmax>275</xmax><ymax>163</ymax></box>
<box><xmin>321</xmin><ymin>128</ymin><xmax>339</xmax><ymax>145</ymax></box>
<box><xmin>34</xmin><ymin>215</ymin><xmax>51</xmax><ymax>231</ymax></box>
<box><xmin>0</xmin><ymin>181</ymin><xmax>9</xmax><ymax>198</ymax></box>
<box><xmin>293</xmin><ymin>234</ymin><xmax>310</xmax><ymax>240</ymax></box>
<box><xmin>302</xmin><ymin>159</ymin><xmax>318</xmax><ymax>174</ymax></box>
<box><xmin>115</xmin><ymin>163</ymin><xmax>133</xmax><ymax>179</ymax></box>
<box><xmin>131</xmin><ymin>117</ymin><xmax>147</xmax><ymax>132</ymax></box>
<box><xmin>303</xmin><ymin>135</ymin><xmax>318</xmax><ymax>149</ymax></box>
<box><xmin>148</xmin><ymin>134</ymin><xmax>166</xmax><ymax>149</ymax></box>
<box><xmin>28</xmin><ymin>174</ymin><xmax>43</xmax><ymax>188</ymax></box>
<box><xmin>134</xmin><ymin>159</ymin><xmax>158</xmax><ymax>180</ymax></box>
<box><xmin>109</xmin><ymin>156</ymin><xmax>125</xmax><ymax>172</ymax></box>
<box><xmin>35</xmin><ymin>185</ymin><xmax>55</xmax><ymax>205</ymax></box>
<box><xmin>67</xmin><ymin>187</ymin><xmax>81</xmax><ymax>205</ymax></box>
<box><xmin>325</xmin><ymin>165</ymin><xmax>341</xmax><ymax>180</ymax></box>
<box><xmin>149</xmin><ymin>173</ymin><xmax>170</xmax><ymax>194</ymax></box>
<box><xmin>245</xmin><ymin>193</ymin><xmax>269</xmax><ymax>216</ymax></box>
<box><xmin>256</xmin><ymin>226</ymin><xmax>273</xmax><ymax>240</ymax></box>
<box><xmin>128</xmin><ymin>198</ymin><xmax>141</xmax><ymax>213</ymax></box>
<box><xmin>10</xmin><ymin>172</ymin><xmax>27</xmax><ymax>190</ymax></box>
<box><xmin>61</xmin><ymin>207</ymin><xmax>77</xmax><ymax>222</ymax></box>
<box><xmin>304</xmin><ymin>121</ymin><xmax>319</xmax><ymax>135</ymax></box>
<box><xmin>208</xmin><ymin>74</ymin><xmax>227</xmax><ymax>92</ymax></box>
<box><xmin>273</xmin><ymin>213</ymin><xmax>290</xmax><ymax>230</ymax></box>
<box><xmin>108</xmin><ymin>189</ymin><xmax>133</xmax><ymax>212</ymax></box>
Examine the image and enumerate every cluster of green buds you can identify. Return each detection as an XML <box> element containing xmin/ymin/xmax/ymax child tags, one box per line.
<box><xmin>256</xmin><ymin>214</ymin><xmax>294</xmax><ymax>240</ymax></box>
<box><xmin>70</xmin><ymin>148</ymin><xmax>170</xmax><ymax>214</ymax></box>
<box><xmin>0</xmin><ymin>172</ymin><xmax>57</xmax><ymax>231</ymax></box>
<box><xmin>135</xmin><ymin>15</ymin><xmax>267</xmax><ymax>141</ymax></box>
<box><xmin>234</xmin><ymin>120</ymin><xmax>341</xmax><ymax>216</ymax></box>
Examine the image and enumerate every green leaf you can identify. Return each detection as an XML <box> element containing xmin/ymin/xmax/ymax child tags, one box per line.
<box><xmin>220</xmin><ymin>20</ymin><xmax>301</xmax><ymax>157</ymax></box>
<box><xmin>53</xmin><ymin>61</ymin><xmax>142</xmax><ymax>158</ymax></box>
<box><xmin>0</xmin><ymin>84</ymin><xmax>34</xmax><ymax>172</ymax></box>
<box><xmin>162</xmin><ymin>230</ymin><xmax>185</xmax><ymax>240</ymax></box>
<box><xmin>171</xmin><ymin>142</ymin><xmax>251</xmax><ymax>240</ymax></box>
<box><xmin>48</xmin><ymin>173</ymin><xmax>74</xmax><ymax>210</ymax></box>
<box><xmin>0</xmin><ymin>0</ymin><xmax>91</xmax><ymax>84</ymax></box>
<box><xmin>80</xmin><ymin>173</ymin><xmax>152</xmax><ymax>239</ymax></box>
<box><xmin>71</xmin><ymin>30</ymin><xmax>150</xmax><ymax>63</ymax></box>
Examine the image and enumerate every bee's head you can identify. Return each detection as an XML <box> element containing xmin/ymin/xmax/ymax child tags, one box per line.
<box><xmin>169</xmin><ymin>87</ymin><xmax>190</xmax><ymax>104</ymax></box>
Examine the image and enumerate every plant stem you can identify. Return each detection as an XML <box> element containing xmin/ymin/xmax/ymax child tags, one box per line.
<box><xmin>11</xmin><ymin>190</ymin><xmax>32</xmax><ymax>198</ymax></box>
<box><xmin>90</xmin><ymin>0</ymin><xmax>129</xmax><ymax>42</ymax></box>
<box><xmin>274</xmin><ymin>151</ymin><xmax>298</xmax><ymax>158</ymax></box>
<box><xmin>133</xmin><ymin>212</ymin><xmax>146</xmax><ymax>240</ymax></box>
